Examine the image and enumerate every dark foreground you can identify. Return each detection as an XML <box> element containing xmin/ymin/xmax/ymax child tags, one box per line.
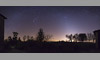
<box><xmin>0</xmin><ymin>42</ymin><xmax>99</xmax><ymax>53</ymax></box>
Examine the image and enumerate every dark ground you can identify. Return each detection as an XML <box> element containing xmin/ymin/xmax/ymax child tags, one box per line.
<box><xmin>0</xmin><ymin>42</ymin><xmax>99</xmax><ymax>53</ymax></box>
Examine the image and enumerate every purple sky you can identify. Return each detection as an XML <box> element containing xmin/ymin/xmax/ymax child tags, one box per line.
<box><xmin>0</xmin><ymin>6</ymin><xmax>100</xmax><ymax>41</ymax></box>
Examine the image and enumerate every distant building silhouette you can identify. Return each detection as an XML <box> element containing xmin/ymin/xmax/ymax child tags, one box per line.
<box><xmin>94</xmin><ymin>30</ymin><xmax>100</xmax><ymax>49</ymax></box>
<box><xmin>0</xmin><ymin>13</ymin><xmax>7</xmax><ymax>43</ymax></box>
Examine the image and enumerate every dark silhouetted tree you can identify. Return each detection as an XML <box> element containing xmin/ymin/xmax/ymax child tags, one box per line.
<box><xmin>92</xmin><ymin>34</ymin><xmax>96</xmax><ymax>43</ymax></box>
<box><xmin>78</xmin><ymin>33</ymin><xmax>87</xmax><ymax>42</ymax></box>
<box><xmin>23</xmin><ymin>35</ymin><xmax>26</xmax><ymax>41</ymax></box>
<box><xmin>44</xmin><ymin>34</ymin><xmax>53</xmax><ymax>42</ymax></box>
<box><xmin>87</xmin><ymin>33</ymin><xmax>94</xmax><ymax>42</ymax></box>
<box><xmin>13</xmin><ymin>32</ymin><xmax>18</xmax><ymax>40</ymax></box>
<box><xmin>91</xmin><ymin>33</ymin><xmax>95</xmax><ymax>43</ymax></box>
<box><xmin>69</xmin><ymin>34</ymin><xmax>73</xmax><ymax>42</ymax></box>
<box><xmin>27</xmin><ymin>35</ymin><xmax>30</xmax><ymax>41</ymax></box>
<box><xmin>11</xmin><ymin>32</ymin><xmax>19</xmax><ymax>46</ymax></box>
<box><xmin>66</xmin><ymin>34</ymin><xmax>69</xmax><ymax>42</ymax></box>
<box><xmin>73</xmin><ymin>34</ymin><xmax>79</xmax><ymax>42</ymax></box>
<box><xmin>8</xmin><ymin>36</ymin><xmax>12</xmax><ymax>41</ymax></box>
<box><xmin>18</xmin><ymin>37</ymin><xmax>21</xmax><ymax>41</ymax></box>
<box><xmin>36</xmin><ymin>28</ymin><xmax>45</xmax><ymax>42</ymax></box>
<box><xmin>30</xmin><ymin>36</ymin><xmax>34</xmax><ymax>40</ymax></box>
<box><xmin>66</xmin><ymin>34</ymin><xmax>73</xmax><ymax>42</ymax></box>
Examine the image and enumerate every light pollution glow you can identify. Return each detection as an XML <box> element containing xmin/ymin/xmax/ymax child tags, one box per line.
<box><xmin>0</xmin><ymin>6</ymin><xmax>99</xmax><ymax>42</ymax></box>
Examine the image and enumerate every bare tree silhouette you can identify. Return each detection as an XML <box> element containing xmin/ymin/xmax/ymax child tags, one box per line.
<box><xmin>66</xmin><ymin>34</ymin><xmax>73</xmax><ymax>42</ymax></box>
<box><xmin>44</xmin><ymin>34</ymin><xmax>53</xmax><ymax>42</ymax></box>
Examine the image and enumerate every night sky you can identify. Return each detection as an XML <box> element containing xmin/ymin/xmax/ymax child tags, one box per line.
<box><xmin>0</xmin><ymin>6</ymin><xmax>100</xmax><ymax>41</ymax></box>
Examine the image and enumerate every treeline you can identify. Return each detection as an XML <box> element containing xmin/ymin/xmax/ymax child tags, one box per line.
<box><xmin>5</xmin><ymin>28</ymin><xmax>52</xmax><ymax>42</ymax></box>
<box><xmin>1</xmin><ymin>28</ymin><xmax>96</xmax><ymax>52</ymax></box>
<box><xmin>5</xmin><ymin>28</ymin><xmax>96</xmax><ymax>43</ymax></box>
<box><xmin>2</xmin><ymin>28</ymin><xmax>53</xmax><ymax>52</ymax></box>
<box><xmin>66</xmin><ymin>33</ymin><xmax>95</xmax><ymax>43</ymax></box>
